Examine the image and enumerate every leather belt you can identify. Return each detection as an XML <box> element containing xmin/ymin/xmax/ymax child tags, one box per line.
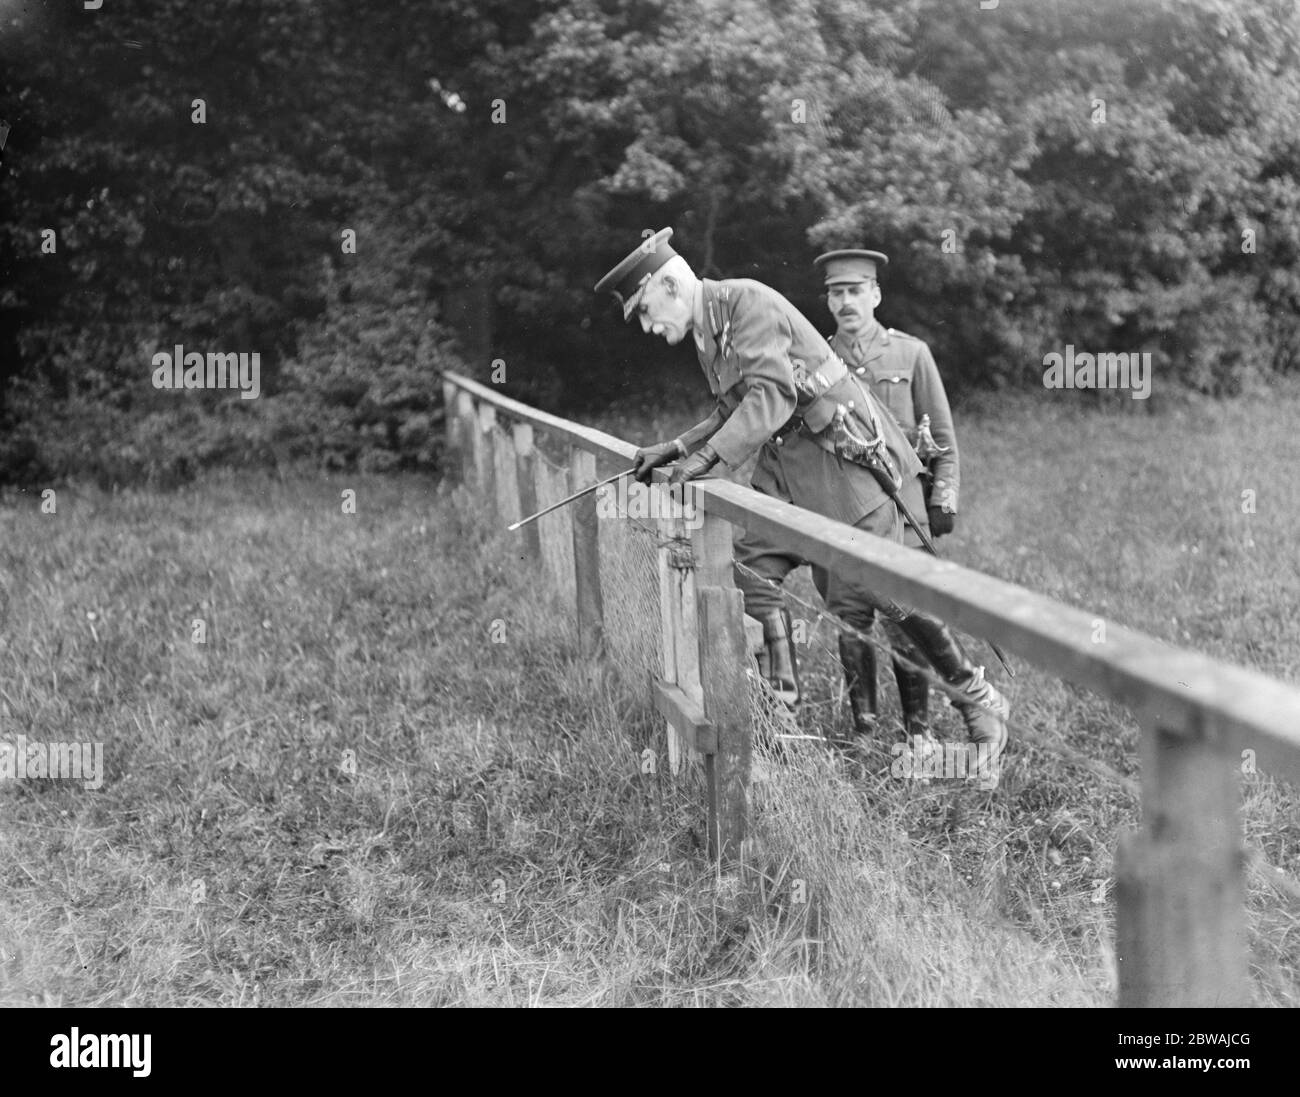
<box><xmin>772</xmin><ymin>415</ymin><xmax>804</xmax><ymax>442</ymax></box>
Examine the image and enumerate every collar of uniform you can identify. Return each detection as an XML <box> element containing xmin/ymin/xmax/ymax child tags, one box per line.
<box><xmin>852</xmin><ymin>319</ymin><xmax>889</xmax><ymax>362</ymax></box>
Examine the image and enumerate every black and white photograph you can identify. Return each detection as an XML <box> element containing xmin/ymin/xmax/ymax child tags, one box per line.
<box><xmin>1</xmin><ymin>0</ymin><xmax>1298</xmax><ymax>1044</ymax></box>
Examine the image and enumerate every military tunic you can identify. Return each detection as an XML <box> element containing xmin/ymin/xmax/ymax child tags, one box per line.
<box><xmin>829</xmin><ymin>321</ymin><xmax>959</xmax><ymax>515</ymax></box>
<box><xmin>674</xmin><ymin>278</ymin><xmax>928</xmax><ymax>625</ymax></box>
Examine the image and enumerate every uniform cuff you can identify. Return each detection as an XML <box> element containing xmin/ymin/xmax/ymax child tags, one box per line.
<box><xmin>931</xmin><ymin>479</ymin><xmax>958</xmax><ymax>513</ymax></box>
<box><xmin>708</xmin><ymin>435</ymin><xmax>750</xmax><ymax>469</ymax></box>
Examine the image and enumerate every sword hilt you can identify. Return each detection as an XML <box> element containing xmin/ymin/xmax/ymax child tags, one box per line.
<box><xmin>914</xmin><ymin>413</ymin><xmax>950</xmax><ymax>463</ymax></box>
<box><xmin>832</xmin><ymin>401</ymin><xmax>900</xmax><ymax>493</ymax></box>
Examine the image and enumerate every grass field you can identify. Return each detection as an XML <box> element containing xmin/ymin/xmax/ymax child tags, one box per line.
<box><xmin>2</xmin><ymin>380</ymin><xmax>1298</xmax><ymax>1006</ymax></box>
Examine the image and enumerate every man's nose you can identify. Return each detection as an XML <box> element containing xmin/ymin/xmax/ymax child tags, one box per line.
<box><xmin>639</xmin><ymin>313</ymin><xmax>652</xmax><ymax>334</ymax></box>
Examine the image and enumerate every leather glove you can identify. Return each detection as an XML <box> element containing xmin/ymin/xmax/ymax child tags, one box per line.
<box><xmin>668</xmin><ymin>443</ymin><xmax>719</xmax><ymax>486</ymax></box>
<box><xmin>927</xmin><ymin>506</ymin><xmax>955</xmax><ymax>537</ymax></box>
<box><xmin>632</xmin><ymin>439</ymin><xmax>684</xmax><ymax>484</ymax></box>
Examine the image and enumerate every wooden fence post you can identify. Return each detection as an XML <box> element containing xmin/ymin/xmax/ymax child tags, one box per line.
<box><xmin>690</xmin><ymin>486</ymin><xmax>752</xmax><ymax>866</ymax></box>
<box><xmin>651</xmin><ymin>486</ymin><xmax>678</xmax><ymax>772</ymax></box>
<box><xmin>513</xmin><ymin>423</ymin><xmax>540</xmax><ymax>562</ymax></box>
<box><xmin>477</xmin><ymin>404</ymin><xmax>498</xmax><ymax>509</ymax></box>
<box><xmin>493</xmin><ymin>416</ymin><xmax>521</xmax><ymax>527</ymax></box>
<box><xmin>569</xmin><ymin>447</ymin><xmax>604</xmax><ymax>656</ymax></box>
<box><xmin>441</xmin><ymin>378</ymin><xmax>460</xmax><ymax>453</ymax></box>
<box><xmin>1116</xmin><ymin>715</ymin><xmax>1250</xmax><ymax>1006</ymax></box>
<box><xmin>655</xmin><ymin>489</ymin><xmax>703</xmax><ymax>777</ymax></box>
<box><xmin>536</xmin><ymin>455</ymin><xmax>572</xmax><ymax>598</ymax></box>
<box><xmin>457</xmin><ymin>391</ymin><xmax>478</xmax><ymax>488</ymax></box>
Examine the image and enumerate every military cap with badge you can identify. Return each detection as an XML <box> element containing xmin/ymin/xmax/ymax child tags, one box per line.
<box><xmin>593</xmin><ymin>227</ymin><xmax>679</xmax><ymax>321</ymax></box>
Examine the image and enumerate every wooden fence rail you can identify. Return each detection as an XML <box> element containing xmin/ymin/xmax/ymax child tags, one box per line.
<box><xmin>440</xmin><ymin>369</ymin><xmax>1300</xmax><ymax>1008</ymax></box>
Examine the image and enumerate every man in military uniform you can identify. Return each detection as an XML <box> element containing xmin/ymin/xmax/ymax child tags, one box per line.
<box><xmin>593</xmin><ymin>229</ymin><xmax>1008</xmax><ymax>762</ymax></box>
<box><xmin>819</xmin><ymin>249</ymin><xmax>960</xmax><ymax>744</ymax></box>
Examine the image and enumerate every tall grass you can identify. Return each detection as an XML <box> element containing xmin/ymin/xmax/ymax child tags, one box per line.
<box><xmin>1</xmin><ymin>380</ymin><xmax>1297</xmax><ymax>1006</ymax></box>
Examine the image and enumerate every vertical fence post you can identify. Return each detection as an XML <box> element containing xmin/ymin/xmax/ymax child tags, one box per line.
<box><xmin>441</xmin><ymin>378</ymin><xmax>460</xmax><ymax>453</ymax></box>
<box><xmin>657</xmin><ymin>489</ymin><xmax>702</xmax><ymax>777</ymax></box>
<box><xmin>690</xmin><ymin>485</ymin><xmax>751</xmax><ymax>866</ymax></box>
<box><xmin>536</xmin><ymin>454</ymin><xmax>572</xmax><ymax>597</ymax></box>
<box><xmin>493</xmin><ymin>416</ymin><xmax>521</xmax><ymax>528</ymax></box>
<box><xmin>477</xmin><ymin>404</ymin><xmax>498</xmax><ymax>509</ymax></box>
<box><xmin>1116</xmin><ymin>714</ymin><xmax>1250</xmax><ymax>1006</ymax></box>
<box><xmin>653</xmin><ymin>486</ymin><xmax>680</xmax><ymax>767</ymax></box>
<box><xmin>569</xmin><ymin>447</ymin><xmax>604</xmax><ymax>656</ymax></box>
<box><xmin>513</xmin><ymin>423</ymin><xmax>540</xmax><ymax>562</ymax></box>
<box><xmin>655</xmin><ymin>488</ymin><xmax>678</xmax><ymax>700</ymax></box>
<box><xmin>457</xmin><ymin>392</ymin><xmax>479</xmax><ymax>488</ymax></box>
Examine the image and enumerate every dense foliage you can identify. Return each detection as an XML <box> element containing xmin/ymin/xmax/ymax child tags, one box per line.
<box><xmin>2</xmin><ymin>0</ymin><xmax>1297</xmax><ymax>484</ymax></box>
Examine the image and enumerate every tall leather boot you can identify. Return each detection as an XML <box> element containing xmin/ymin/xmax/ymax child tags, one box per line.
<box><xmin>838</xmin><ymin>632</ymin><xmax>879</xmax><ymax>738</ymax></box>
<box><xmin>895</xmin><ymin>612</ymin><xmax>1010</xmax><ymax>772</ymax></box>
<box><xmin>757</xmin><ymin>608</ymin><xmax>801</xmax><ymax>711</ymax></box>
<box><xmin>893</xmin><ymin>656</ymin><xmax>931</xmax><ymax>740</ymax></box>
<box><xmin>888</xmin><ymin>647</ymin><xmax>938</xmax><ymax>776</ymax></box>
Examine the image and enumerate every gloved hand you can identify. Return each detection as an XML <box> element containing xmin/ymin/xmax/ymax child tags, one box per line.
<box><xmin>668</xmin><ymin>443</ymin><xmax>719</xmax><ymax>486</ymax></box>
<box><xmin>927</xmin><ymin>506</ymin><xmax>955</xmax><ymax>537</ymax></box>
<box><xmin>632</xmin><ymin>439</ymin><xmax>684</xmax><ymax>484</ymax></box>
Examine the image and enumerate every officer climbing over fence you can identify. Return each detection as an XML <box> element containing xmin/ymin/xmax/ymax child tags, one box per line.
<box><xmin>593</xmin><ymin>228</ymin><xmax>1010</xmax><ymax>771</ymax></box>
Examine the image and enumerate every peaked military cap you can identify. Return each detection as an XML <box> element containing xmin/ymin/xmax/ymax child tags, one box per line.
<box><xmin>594</xmin><ymin>228</ymin><xmax>679</xmax><ymax>320</ymax></box>
<box><xmin>814</xmin><ymin>249</ymin><xmax>889</xmax><ymax>286</ymax></box>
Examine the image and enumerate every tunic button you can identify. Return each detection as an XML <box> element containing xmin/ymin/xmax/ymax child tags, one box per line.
<box><xmin>855</xmin><ymin>367</ymin><xmax>865</xmax><ymax>375</ymax></box>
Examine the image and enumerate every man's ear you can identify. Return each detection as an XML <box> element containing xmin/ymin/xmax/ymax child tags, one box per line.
<box><xmin>661</xmin><ymin>274</ymin><xmax>679</xmax><ymax>299</ymax></box>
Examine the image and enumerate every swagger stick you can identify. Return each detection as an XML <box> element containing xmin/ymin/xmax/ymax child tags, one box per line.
<box><xmin>507</xmin><ymin>467</ymin><xmax>638</xmax><ymax>531</ymax></box>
